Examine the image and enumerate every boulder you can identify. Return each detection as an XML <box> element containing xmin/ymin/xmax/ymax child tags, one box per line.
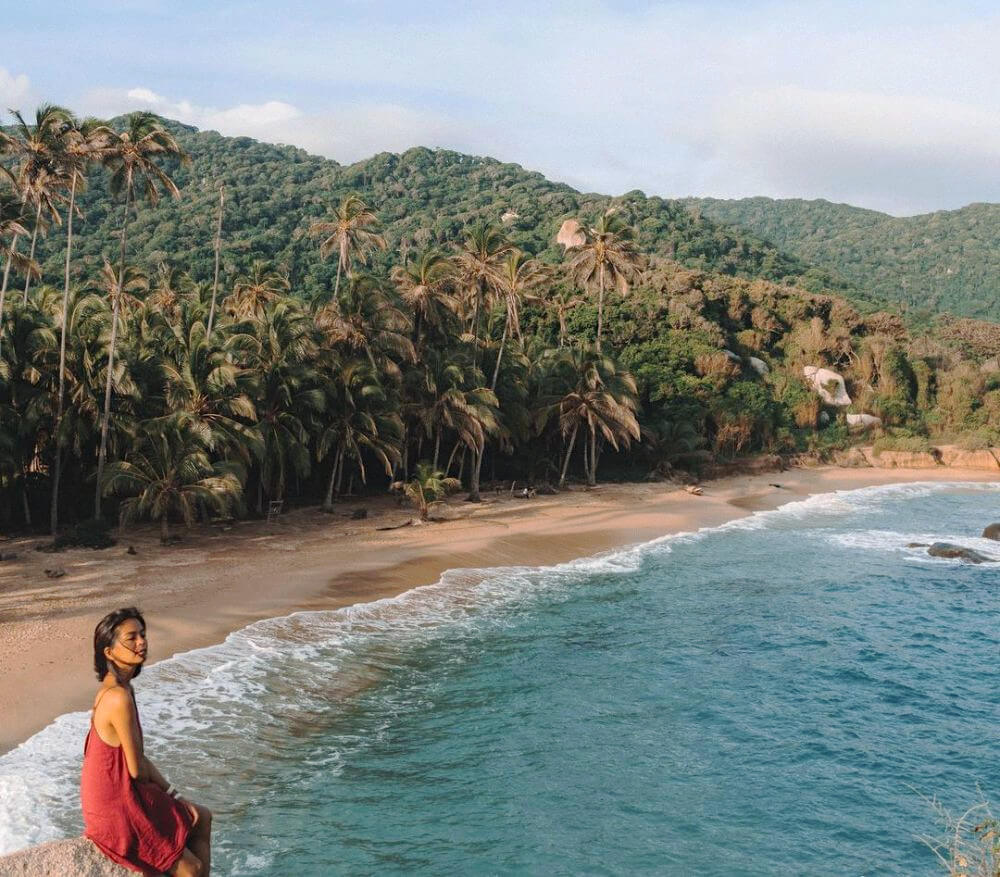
<box><xmin>556</xmin><ymin>219</ymin><xmax>585</xmax><ymax>249</ymax></box>
<box><xmin>500</xmin><ymin>210</ymin><xmax>519</xmax><ymax>225</ymax></box>
<box><xmin>818</xmin><ymin>411</ymin><xmax>831</xmax><ymax>426</ymax></box>
<box><xmin>803</xmin><ymin>366</ymin><xmax>852</xmax><ymax>407</ymax></box>
<box><xmin>938</xmin><ymin>448</ymin><xmax>1000</xmax><ymax>470</ymax></box>
<box><xmin>927</xmin><ymin>542</ymin><xmax>996</xmax><ymax>564</ymax></box>
<box><xmin>846</xmin><ymin>413</ymin><xmax>882</xmax><ymax>430</ymax></box>
<box><xmin>833</xmin><ymin>447</ymin><xmax>872</xmax><ymax>468</ymax></box>
<box><xmin>722</xmin><ymin>349</ymin><xmax>742</xmax><ymax>363</ymax></box>
<box><xmin>871</xmin><ymin>450</ymin><xmax>941</xmax><ymax>469</ymax></box>
<box><xmin>982</xmin><ymin>523</ymin><xmax>1000</xmax><ymax>541</ymax></box>
<box><xmin>0</xmin><ymin>836</ymin><xmax>135</xmax><ymax>876</ymax></box>
<box><xmin>747</xmin><ymin>356</ymin><xmax>769</xmax><ymax>376</ymax></box>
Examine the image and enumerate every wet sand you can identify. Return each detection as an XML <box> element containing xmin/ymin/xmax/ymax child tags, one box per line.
<box><xmin>1</xmin><ymin>466</ymin><xmax>996</xmax><ymax>754</ymax></box>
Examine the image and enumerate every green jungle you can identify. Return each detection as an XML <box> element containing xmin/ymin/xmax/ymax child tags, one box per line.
<box><xmin>2</xmin><ymin>106</ymin><xmax>999</xmax><ymax>537</ymax></box>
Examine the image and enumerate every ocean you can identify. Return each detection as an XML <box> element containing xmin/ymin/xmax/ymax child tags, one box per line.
<box><xmin>1</xmin><ymin>482</ymin><xmax>997</xmax><ymax>875</ymax></box>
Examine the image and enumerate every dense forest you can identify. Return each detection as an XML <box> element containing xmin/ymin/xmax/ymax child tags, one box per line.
<box><xmin>685</xmin><ymin>196</ymin><xmax>1000</xmax><ymax>321</ymax></box>
<box><xmin>2</xmin><ymin>107</ymin><xmax>999</xmax><ymax>539</ymax></box>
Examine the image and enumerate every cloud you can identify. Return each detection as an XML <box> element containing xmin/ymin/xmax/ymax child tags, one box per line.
<box><xmin>0</xmin><ymin>68</ymin><xmax>34</xmax><ymax>112</ymax></box>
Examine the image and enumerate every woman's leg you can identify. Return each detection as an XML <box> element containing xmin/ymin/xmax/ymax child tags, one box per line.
<box><xmin>186</xmin><ymin>803</ymin><xmax>213</xmax><ymax>876</ymax></box>
<box><xmin>169</xmin><ymin>848</ymin><xmax>203</xmax><ymax>877</ymax></box>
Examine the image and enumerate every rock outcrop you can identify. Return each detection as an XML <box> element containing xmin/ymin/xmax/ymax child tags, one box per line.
<box><xmin>555</xmin><ymin>219</ymin><xmax>585</xmax><ymax>249</ymax></box>
<box><xmin>867</xmin><ymin>449</ymin><xmax>941</xmax><ymax>469</ymax></box>
<box><xmin>803</xmin><ymin>366</ymin><xmax>851</xmax><ymax>407</ymax></box>
<box><xmin>938</xmin><ymin>447</ymin><xmax>1000</xmax><ymax>470</ymax></box>
<box><xmin>982</xmin><ymin>523</ymin><xmax>1000</xmax><ymax>540</ymax></box>
<box><xmin>927</xmin><ymin>542</ymin><xmax>996</xmax><ymax>564</ymax></box>
<box><xmin>0</xmin><ymin>837</ymin><xmax>134</xmax><ymax>876</ymax></box>
<box><xmin>747</xmin><ymin>356</ymin><xmax>769</xmax><ymax>376</ymax></box>
<box><xmin>846</xmin><ymin>413</ymin><xmax>881</xmax><ymax>430</ymax></box>
<box><xmin>833</xmin><ymin>447</ymin><xmax>872</xmax><ymax>468</ymax></box>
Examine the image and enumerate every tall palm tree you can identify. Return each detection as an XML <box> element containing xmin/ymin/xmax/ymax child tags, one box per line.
<box><xmin>391</xmin><ymin>249</ymin><xmax>457</xmax><ymax>350</ymax></box>
<box><xmin>566</xmin><ymin>208</ymin><xmax>644</xmax><ymax>351</ymax></box>
<box><xmin>207</xmin><ymin>182</ymin><xmax>225</xmax><ymax>337</ymax></box>
<box><xmin>0</xmin><ymin>105</ymin><xmax>72</xmax><ymax>303</ymax></box>
<box><xmin>547</xmin><ymin>286</ymin><xmax>584</xmax><ymax>347</ymax></box>
<box><xmin>102</xmin><ymin>420</ymin><xmax>244</xmax><ymax>543</ymax></box>
<box><xmin>454</xmin><ymin>220</ymin><xmax>511</xmax><ymax>352</ymax></box>
<box><xmin>490</xmin><ymin>250</ymin><xmax>547</xmax><ymax>388</ymax></box>
<box><xmin>0</xmin><ymin>188</ymin><xmax>32</xmax><ymax>354</ymax></box>
<box><xmin>92</xmin><ymin>111</ymin><xmax>186</xmax><ymax>518</ymax></box>
<box><xmin>540</xmin><ymin>346</ymin><xmax>640</xmax><ymax>486</ymax></box>
<box><xmin>224</xmin><ymin>260</ymin><xmax>290</xmax><ymax>321</ymax></box>
<box><xmin>147</xmin><ymin>261</ymin><xmax>193</xmax><ymax>319</ymax></box>
<box><xmin>309</xmin><ymin>193</ymin><xmax>386</xmax><ymax>299</ymax></box>
<box><xmin>51</xmin><ymin>113</ymin><xmax>105</xmax><ymax>533</ymax></box>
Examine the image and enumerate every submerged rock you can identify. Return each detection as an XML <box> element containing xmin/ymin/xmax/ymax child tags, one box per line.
<box><xmin>927</xmin><ymin>542</ymin><xmax>995</xmax><ymax>563</ymax></box>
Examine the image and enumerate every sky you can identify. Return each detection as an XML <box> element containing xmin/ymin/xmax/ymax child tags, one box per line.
<box><xmin>3</xmin><ymin>0</ymin><xmax>1000</xmax><ymax>216</ymax></box>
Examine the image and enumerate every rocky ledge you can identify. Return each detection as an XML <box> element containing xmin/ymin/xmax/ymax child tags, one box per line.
<box><xmin>833</xmin><ymin>445</ymin><xmax>1000</xmax><ymax>470</ymax></box>
<box><xmin>0</xmin><ymin>837</ymin><xmax>137</xmax><ymax>876</ymax></box>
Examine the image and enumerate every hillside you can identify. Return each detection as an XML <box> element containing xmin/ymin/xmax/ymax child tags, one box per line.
<box><xmin>684</xmin><ymin>196</ymin><xmax>1000</xmax><ymax>321</ymax></box>
<box><xmin>22</xmin><ymin>119</ymin><xmax>857</xmax><ymax>304</ymax></box>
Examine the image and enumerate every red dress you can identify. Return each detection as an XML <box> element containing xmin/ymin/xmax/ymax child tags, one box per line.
<box><xmin>80</xmin><ymin>692</ymin><xmax>193</xmax><ymax>875</ymax></box>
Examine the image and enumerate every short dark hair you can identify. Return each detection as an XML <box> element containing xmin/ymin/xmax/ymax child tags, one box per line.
<box><xmin>93</xmin><ymin>607</ymin><xmax>146</xmax><ymax>681</ymax></box>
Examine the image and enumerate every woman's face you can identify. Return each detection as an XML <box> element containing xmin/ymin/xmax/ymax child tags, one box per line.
<box><xmin>106</xmin><ymin>618</ymin><xmax>148</xmax><ymax>670</ymax></box>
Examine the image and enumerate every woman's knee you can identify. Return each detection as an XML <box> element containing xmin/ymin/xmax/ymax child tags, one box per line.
<box><xmin>171</xmin><ymin>848</ymin><xmax>203</xmax><ymax>877</ymax></box>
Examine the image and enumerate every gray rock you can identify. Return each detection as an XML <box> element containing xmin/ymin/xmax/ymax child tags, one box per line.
<box><xmin>982</xmin><ymin>523</ymin><xmax>1000</xmax><ymax>540</ymax></box>
<box><xmin>0</xmin><ymin>836</ymin><xmax>135</xmax><ymax>876</ymax></box>
<box><xmin>349</xmin><ymin>508</ymin><xmax>368</xmax><ymax>520</ymax></box>
<box><xmin>927</xmin><ymin>542</ymin><xmax>995</xmax><ymax>563</ymax></box>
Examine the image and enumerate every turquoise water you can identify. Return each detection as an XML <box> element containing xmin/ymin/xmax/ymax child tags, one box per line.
<box><xmin>1</xmin><ymin>483</ymin><xmax>998</xmax><ymax>875</ymax></box>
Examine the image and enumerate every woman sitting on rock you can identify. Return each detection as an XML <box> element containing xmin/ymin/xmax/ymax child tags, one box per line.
<box><xmin>81</xmin><ymin>607</ymin><xmax>213</xmax><ymax>876</ymax></box>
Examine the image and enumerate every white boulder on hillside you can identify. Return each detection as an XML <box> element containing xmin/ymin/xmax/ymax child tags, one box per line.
<box><xmin>556</xmin><ymin>219</ymin><xmax>585</xmax><ymax>249</ymax></box>
<box><xmin>803</xmin><ymin>366</ymin><xmax>851</xmax><ymax>407</ymax></box>
<box><xmin>846</xmin><ymin>413</ymin><xmax>881</xmax><ymax>430</ymax></box>
<box><xmin>748</xmin><ymin>356</ymin><xmax>769</xmax><ymax>376</ymax></box>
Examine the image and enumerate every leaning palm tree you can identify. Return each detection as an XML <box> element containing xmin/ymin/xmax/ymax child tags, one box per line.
<box><xmin>102</xmin><ymin>421</ymin><xmax>245</xmax><ymax>543</ymax></box>
<box><xmin>0</xmin><ymin>105</ymin><xmax>72</xmax><ymax>302</ymax></box>
<box><xmin>391</xmin><ymin>462</ymin><xmax>461</xmax><ymax>522</ymax></box>
<box><xmin>0</xmin><ymin>188</ymin><xmax>33</xmax><ymax>355</ymax></box>
<box><xmin>92</xmin><ymin>111</ymin><xmax>186</xmax><ymax>518</ymax></box>
<box><xmin>391</xmin><ymin>248</ymin><xmax>458</xmax><ymax>350</ymax></box>
<box><xmin>309</xmin><ymin>193</ymin><xmax>385</xmax><ymax>299</ymax></box>
<box><xmin>224</xmin><ymin>260</ymin><xmax>290</xmax><ymax>321</ymax></box>
<box><xmin>565</xmin><ymin>208</ymin><xmax>644</xmax><ymax>351</ymax></box>
<box><xmin>50</xmin><ymin>113</ymin><xmax>105</xmax><ymax>533</ymax></box>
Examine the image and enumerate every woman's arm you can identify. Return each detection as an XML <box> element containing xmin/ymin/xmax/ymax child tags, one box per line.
<box><xmin>104</xmin><ymin>689</ymin><xmax>173</xmax><ymax>792</ymax></box>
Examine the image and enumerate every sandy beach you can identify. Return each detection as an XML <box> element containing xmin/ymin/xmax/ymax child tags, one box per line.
<box><xmin>1</xmin><ymin>464</ymin><xmax>996</xmax><ymax>755</ymax></box>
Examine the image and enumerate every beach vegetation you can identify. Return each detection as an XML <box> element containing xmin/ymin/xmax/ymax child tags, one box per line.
<box><xmin>391</xmin><ymin>462</ymin><xmax>461</xmax><ymax>521</ymax></box>
<box><xmin>1</xmin><ymin>106</ymin><xmax>1000</xmax><ymax>535</ymax></box>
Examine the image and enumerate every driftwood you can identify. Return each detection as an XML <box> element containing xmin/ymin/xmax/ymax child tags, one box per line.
<box><xmin>375</xmin><ymin>519</ymin><xmax>414</xmax><ymax>531</ymax></box>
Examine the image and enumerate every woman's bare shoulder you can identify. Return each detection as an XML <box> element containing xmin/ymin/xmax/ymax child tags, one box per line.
<box><xmin>93</xmin><ymin>684</ymin><xmax>132</xmax><ymax>717</ymax></box>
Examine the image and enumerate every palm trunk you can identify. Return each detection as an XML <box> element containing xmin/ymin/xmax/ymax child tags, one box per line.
<box><xmin>335</xmin><ymin>448</ymin><xmax>345</xmax><ymax>495</ymax></box>
<box><xmin>559</xmin><ymin>424</ymin><xmax>579</xmax><ymax>486</ymax></box>
<box><xmin>596</xmin><ymin>263</ymin><xmax>605</xmax><ymax>352</ymax></box>
<box><xmin>22</xmin><ymin>480</ymin><xmax>32</xmax><ymax>528</ymax></box>
<box><xmin>0</xmin><ymin>233</ymin><xmax>19</xmax><ymax>358</ymax></box>
<box><xmin>323</xmin><ymin>446</ymin><xmax>343</xmax><ymax>511</ymax></box>
<box><xmin>333</xmin><ymin>252</ymin><xmax>344</xmax><ymax>299</ymax></box>
<box><xmin>51</xmin><ymin>175</ymin><xmax>78</xmax><ymax>533</ymax></box>
<box><xmin>95</xmin><ymin>188</ymin><xmax>132</xmax><ymax>519</ymax></box>
<box><xmin>445</xmin><ymin>439</ymin><xmax>462</xmax><ymax>477</ymax></box>
<box><xmin>23</xmin><ymin>202</ymin><xmax>42</xmax><ymax>302</ymax></box>
<box><xmin>468</xmin><ymin>444</ymin><xmax>484</xmax><ymax>502</ymax></box>
<box><xmin>558</xmin><ymin>312</ymin><xmax>568</xmax><ymax>347</ymax></box>
<box><xmin>207</xmin><ymin>185</ymin><xmax>225</xmax><ymax>336</ymax></box>
<box><xmin>490</xmin><ymin>316</ymin><xmax>509</xmax><ymax>390</ymax></box>
<box><xmin>587</xmin><ymin>430</ymin><xmax>597</xmax><ymax>487</ymax></box>
<box><xmin>160</xmin><ymin>514</ymin><xmax>170</xmax><ymax>544</ymax></box>
<box><xmin>432</xmin><ymin>429</ymin><xmax>441</xmax><ymax>471</ymax></box>
<box><xmin>457</xmin><ymin>446</ymin><xmax>467</xmax><ymax>483</ymax></box>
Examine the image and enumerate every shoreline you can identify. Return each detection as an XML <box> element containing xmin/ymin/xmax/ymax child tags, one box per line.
<box><xmin>2</xmin><ymin>465</ymin><xmax>997</xmax><ymax>755</ymax></box>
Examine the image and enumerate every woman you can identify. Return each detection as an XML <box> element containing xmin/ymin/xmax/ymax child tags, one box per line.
<box><xmin>81</xmin><ymin>607</ymin><xmax>213</xmax><ymax>876</ymax></box>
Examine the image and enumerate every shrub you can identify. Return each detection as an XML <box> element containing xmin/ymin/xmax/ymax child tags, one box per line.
<box><xmin>50</xmin><ymin>518</ymin><xmax>116</xmax><ymax>551</ymax></box>
<box><xmin>871</xmin><ymin>434</ymin><xmax>934</xmax><ymax>456</ymax></box>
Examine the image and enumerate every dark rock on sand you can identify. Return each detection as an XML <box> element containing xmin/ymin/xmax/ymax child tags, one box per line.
<box><xmin>927</xmin><ymin>542</ymin><xmax>995</xmax><ymax>563</ymax></box>
<box><xmin>349</xmin><ymin>508</ymin><xmax>368</xmax><ymax>520</ymax></box>
<box><xmin>906</xmin><ymin>542</ymin><xmax>929</xmax><ymax>548</ymax></box>
<box><xmin>981</xmin><ymin>522</ymin><xmax>1000</xmax><ymax>540</ymax></box>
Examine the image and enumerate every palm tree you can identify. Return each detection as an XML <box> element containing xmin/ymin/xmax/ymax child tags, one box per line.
<box><xmin>455</xmin><ymin>220</ymin><xmax>511</xmax><ymax>352</ymax></box>
<box><xmin>0</xmin><ymin>105</ymin><xmax>72</xmax><ymax>302</ymax></box>
<box><xmin>314</xmin><ymin>273</ymin><xmax>414</xmax><ymax>378</ymax></box>
<box><xmin>391</xmin><ymin>248</ymin><xmax>457</xmax><ymax>350</ymax></box>
<box><xmin>566</xmin><ymin>208</ymin><xmax>644</xmax><ymax>351</ymax></box>
<box><xmin>206</xmin><ymin>183</ymin><xmax>225</xmax><ymax>337</ymax></box>
<box><xmin>540</xmin><ymin>346</ymin><xmax>640</xmax><ymax>486</ymax></box>
<box><xmin>309</xmin><ymin>193</ymin><xmax>386</xmax><ymax>299</ymax></box>
<box><xmin>0</xmin><ymin>188</ymin><xmax>33</xmax><ymax>354</ymax></box>
<box><xmin>102</xmin><ymin>421</ymin><xmax>244</xmax><ymax>543</ymax></box>
<box><xmin>50</xmin><ymin>113</ymin><xmax>105</xmax><ymax>533</ymax></box>
<box><xmin>147</xmin><ymin>261</ymin><xmax>193</xmax><ymax>319</ymax></box>
<box><xmin>92</xmin><ymin>111</ymin><xmax>186</xmax><ymax>518</ymax></box>
<box><xmin>225</xmin><ymin>260</ymin><xmax>289</xmax><ymax>321</ymax></box>
<box><xmin>391</xmin><ymin>462</ymin><xmax>461</xmax><ymax>522</ymax></box>
<box><xmin>317</xmin><ymin>357</ymin><xmax>401</xmax><ymax>509</ymax></box>
<box><xmin>547</xmin><ymin>286</ymin><xmax>584</xmax><ymax>347</ymax></box>
<box><xmin>490</xmin><ymin>250</ymin><xmax>547</xmax><ymax>389</ymax></box>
